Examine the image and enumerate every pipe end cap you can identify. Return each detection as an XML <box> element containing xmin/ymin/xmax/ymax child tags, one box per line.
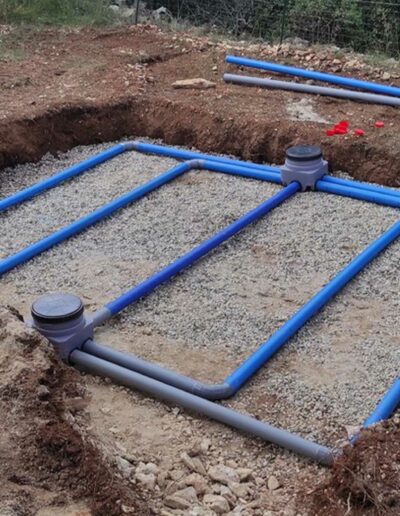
<box><xmin>31</xmin><ymin>293</ymin><xmax>84</xmax><ymax>325</ymax></box>
<box><xmin>285</xmin><ymin>145</ymin><xmax>322</xmax><ymax>162</ymax></box>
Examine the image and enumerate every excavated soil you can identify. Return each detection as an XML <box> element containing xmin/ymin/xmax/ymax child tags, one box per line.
<box><xmin>1</xmin><ymin>23</ymin><xmax>400</xmax><ymax>516</ymax></box>
<box><xmin>302</xmin><ymin>419</ymin><xmax>400</xmax><ymax>515</ymax></box>
<box><xmin>1</xmin><ymin>24</ymin><xmax>400</xmax><ymax>185</ymax></box>
<box><xmin>0</xmin><ymin>306</ymin><xmax>152</xmax><ymax>515</ymax></box>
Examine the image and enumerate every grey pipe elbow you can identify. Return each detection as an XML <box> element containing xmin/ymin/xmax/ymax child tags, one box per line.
<box><xmin>82</xmin><ymin>340</ymin><xmax>236</xmax><ymax>400</ymax></box>
<box><xmin>190</xmin><ymin>382</ymin><xmax>235</xmax><ymax>400</ymax></box>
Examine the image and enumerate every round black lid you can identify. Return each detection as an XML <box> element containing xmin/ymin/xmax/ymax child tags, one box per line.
<box><xmin>285</xmin><ymin>145</ymin><xmax>322</xmax><ymax>162</ymax></box>
<box><xmin>31</xmin><ymin>293</ymin><xmax>84</xmax><ymax>324</ymax></box>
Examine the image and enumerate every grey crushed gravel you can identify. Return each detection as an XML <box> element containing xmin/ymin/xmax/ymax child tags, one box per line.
<box><xmin>1</xmin><ymin>140</ymin><xmax>399</xmax><ymax>445</ymax></box>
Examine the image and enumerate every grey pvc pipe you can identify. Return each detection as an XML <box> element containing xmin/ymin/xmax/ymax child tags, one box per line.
<box><xmin>224</xmin><ymin>73</ymin><xmax>400</xmax><ymax>107</ymax></box>
<box><xmin>71</xmin><ymin>349</ymin><xmax>334</xmax><ymax>465</ymax></box>
<box><xmin>83</xmin><ymin>340</ymin><xmax>234</xmax><ymax>399</ymax></box>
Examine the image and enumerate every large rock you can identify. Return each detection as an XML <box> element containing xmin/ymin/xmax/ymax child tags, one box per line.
<box><xmin>172</xmin><ymin>78</ymin><xmax>216</xmax><ymax>90</ymax></box>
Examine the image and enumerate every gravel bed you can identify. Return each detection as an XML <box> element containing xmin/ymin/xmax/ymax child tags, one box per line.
<box><xmin>1</xmin><ymin>140</ymin><xmax>399</xmax><ymax>447</ymax></box>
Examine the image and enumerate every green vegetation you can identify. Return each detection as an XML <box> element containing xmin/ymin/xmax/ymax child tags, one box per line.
<box><xmin>153</xmin><ymin>0</ymin><xmax>400</xmax><ymax>57</ymax></box>
<box><xmin>0</xmin><ymin>0</ymin><xmax>114</xmax><ymax>26</ymax></box>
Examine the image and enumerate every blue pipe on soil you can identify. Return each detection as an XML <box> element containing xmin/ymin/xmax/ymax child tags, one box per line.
<box><xmin>104</xmin><ymin>181</ymin><xmax>300</xmax><ymax>317</ymax></box>
<box><xmin>363</xmin><ymin>378</ymin><xmax>400</xmax><ymax>428</ymax></box>
<box><xmin>0</xmin><ymin>161</ymin><xmax>195</xmax><ymax>276</ymax></box>
<box><xmin>0</xmin><ymin>143</ymin><xmax>133</xmax><ymax>213</ymax></box>
<box><xmin>225</xmin><ymin>55</ymin><xmax>400</xmax><ymax>98</ymax></box>
<box><xmin>225</xmin><ymin>218</ymin><xmax>400</xmax><ymax>392</ymax></box>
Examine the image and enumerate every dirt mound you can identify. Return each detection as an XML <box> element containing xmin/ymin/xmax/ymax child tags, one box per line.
<box><xmin>302</xmin><ymin>420</ymin><xmax>400</xmax><ymax>515</ymax></box>
<box><xmin>0</xmin><ymin>305</ymin><xmax>151</xmax><ymax>515</ymax></box>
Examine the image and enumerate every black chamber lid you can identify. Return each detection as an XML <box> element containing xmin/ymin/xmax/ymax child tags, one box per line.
<box><xmin>285</xmin><ymin>145</ymin><xmax>322</xmax><ymax>162</ymax></box>
<box><xmin>31</xmin><ymin>293</ymin><xmax>84</xmax><ymax>324</ymax></box>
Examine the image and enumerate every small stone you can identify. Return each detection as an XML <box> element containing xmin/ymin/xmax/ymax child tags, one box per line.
<box><xmin>157</xmin><ymin>471</ymin><xmax>169</xmax><ymax>488</ymax></box>
<box><xmin>267</xmin><ymin>475</ymin><xmax>280</xmax><ymax>491</ymax></box>
<box><xmin>175</xmin><ymin>486</ymin><xmax>198</xmax><ymax>502</ymax></box>
<box><xmin>236</xmin><ymin>468</ymin><xmax>253</xmax><ymax>482</ymax></box>
<box><xmin>185</xmin><ymin>473</ymin><xmax>209</xmax><ymax>495</ymax></box>
<box><xmin>169</xmin><ymin>468</ymin><xmax>185</xmax><ymax>481</ymax></box>
<box><xmin>203</xmin><ymin>494</ymin><xmax>230</xmax><ymax>514</ymax></box>
<box><xmin>116</xmin><ymin>457</ymin><xmax>134</xmax><ymax>479</ymax></box>
<box><xmin>382</xmin><ymin>71</ymin><xmax>391</xmax><ymax>80</ymax></box>
<box><xmin>135</xmin><ymin>472</ymin><xmax>156</xmax><ymax>490</ymax></box>
<box><xmin>172</xmin><ymin>78</ymin><xmax>216</xmax><ymax>90</ymax></box>
<box><xmin>226</xmin><ymin>460</ymin><xmax>238</xmax><ymax>469</ymax></box>
<box><xmin>220</xmin><ymin>485</ymin><xmax>236</xmax><ymax>507</ymax></box>
<box><xmin>229</xmin><ymin>482</ymin><xmax>252</xmax><ymax>499</ymax></box>
<box><xmin>165</xmin><ymin>487</ymin><xmax>198</xmax><ymax>509</ymax></box>
<box><xmin>160</xmin><ymin>510</ymin><xmax>175</xmax><ymax>516</ymax></box>
<box><xmin>165</xmin><ymin>480</ymin><xmax>186</xmax><ymax>495</ymax></box>
<box><xmin>136</xmin><ymin>461</ymin><xmax>159</xmax><ymax>475</ymax></box>
<box><xmin>37</xmin><ymin>384</ymin><xmax>50</xmax><ymax>400</ymax></box>
<box><xmin>164</xmin><ymin>494</ymin><xmax>191</xmax><ymax>510</ymax></box>
<box><xmin>200</xmin><ymin>438</ymin><xmax>211</xmax><ymax>453</ymax></box>
<box><xmin>208</xmin><ymin>464</ymin><xmax>239</xmax><ymax>485</ymax></box>
<box><xmin>181</xmin><ymin>452</ymin><xmax>207</xmax><ymax>475</ymax></box>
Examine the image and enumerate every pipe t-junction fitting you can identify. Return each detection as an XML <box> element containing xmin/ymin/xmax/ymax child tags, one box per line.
<box><xmin>280</xmin><ymin>145</ymin><xmax>328</xmax><ymax>191</ymax></box>
<box><xmin>30</xmin><ymin>293</ymin><xmax>93</xmax><ymax>361</ymax></box>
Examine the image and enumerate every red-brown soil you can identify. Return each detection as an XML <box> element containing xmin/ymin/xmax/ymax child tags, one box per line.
<box><xmin>1</xmin><ymin>24</ymin><xmax>400</xmax><ymax>185</ymax></box>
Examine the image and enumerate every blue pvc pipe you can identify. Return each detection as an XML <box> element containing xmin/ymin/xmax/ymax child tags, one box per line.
<box><xmin>133</xmin><ymin>141</ymin><xmax>280</xmax><ymax>175</ymax></box>
<box><xmin>321</xmin><ymin>176</ymin><xmax>400</xmax><ymax>200</ymax></box>
<box><xmin>226</xmin><ymin>55</ymin><xmax>400</xmax><ymax>98</ymax></box>
<box><xmin>0</xmin><ymin>143</ymin><xmax>131</xmax><ymax>213</ymax></box>
<box><xmin>198</xmin><ymin>160</ymin><xmax>281</xmax><ymax>184</ymax></box>
<box><xmin>134</xmin><ymin>142</ymin><xmax>400</xmax><ymax>203</ymax></box>
<box><xmin>363</xmin><ymin>378</ymin><xmax>400</xmax><ymax>428</ymax></box>
<box><xmin>105</xmin><ymin>181</ymin><xmax>300</xmax><ymax>316</ymax></box>
<box><xmin>316</xmin><ymin>180</ymin><xmax>400</xmax><ymax>209</ymax></box>
<box><xmin>0</xmin><ymin>161</ymin><xmax>193</xmax><ymax>276</ymax></box>
<box><xmin>225</xmin><ymin>218</ymin><xmax>400</xmax><ymax>391</ymax></box>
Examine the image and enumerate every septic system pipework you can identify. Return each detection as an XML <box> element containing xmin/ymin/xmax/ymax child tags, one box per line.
<box><xmin>1</xmin><ymin>143</ymin><xmax>400</xmax><ymax>278</ymax></box>
<box><xmin>18</xmin><ymin>144</ymin><xmax>399</xmax><ymax>464</ymax></box>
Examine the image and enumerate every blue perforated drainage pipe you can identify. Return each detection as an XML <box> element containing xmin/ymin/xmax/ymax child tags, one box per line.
<box><xmin>0</xmin><ymin>159</ymin><xmax>285</xmax><ymax>277</ymax></box>
<box><xmin>0</xmin><ymin>142</ymin><xmax>133</xmax><ymax>213</ymax></box>
<box><xmin>226</xmin><ymin>218</ymin><xmax>400</xmax><ymax>391</ymax></box>
<box><xmin>1</xmin><ymin>141</ymin><xmax>400</xmax><ymax>216</ymax></box>
<box><xmin>91</xmin><ymin>216</ymin><xmax>400</xmax><ymax>397</ymax></box>
<box><xmin>0</xmin><ymin>161</ymin><xmax>196</xmax><ymax>276</ymax></box>
<box><xmin>363</xmin><ymin>378</ymin><xmax>400</xmax><ymax>428</ymax></box>
<box><xmin>225</xmin><ymin>55</ymin><xmax>400</xmax><ymax>98</ymax></box>
<box><xmin>103</xmin><ymin>182</ymin><xmax>299</xmax><ymax>318</ymax></box>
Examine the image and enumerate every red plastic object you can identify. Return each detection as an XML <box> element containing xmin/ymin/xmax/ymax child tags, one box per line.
<box><xmin>374</xmin><ymin>120</ymin><xmax>385</xmax><ymax>128</ymax></box>
<box><xmin>325</xmin><ymin>129</ymin><xmax>335</xmax><ymax>136</ymax></box>
<box><xmin>334</xmin><ymin>127</ymin><xmax>347</xmax><ymax>135</ymax></box>
<box><xmin>354</xmin><ymin>128</ymin><xmax>365</xmax><ymax>136</ymax></box>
